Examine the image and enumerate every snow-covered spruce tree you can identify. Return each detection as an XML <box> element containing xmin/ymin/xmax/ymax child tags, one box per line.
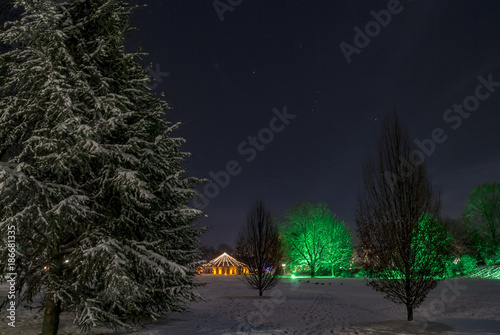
<box><xmin>0</xmin><ymin>1</ymin><xmax>204</xmax><ymax>334</ymax></box>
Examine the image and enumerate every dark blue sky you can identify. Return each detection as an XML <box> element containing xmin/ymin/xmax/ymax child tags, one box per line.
<box><xmin>126</xmin><ymin>0</ymin><xmax>500</xmax><ymax>247</ymax></box>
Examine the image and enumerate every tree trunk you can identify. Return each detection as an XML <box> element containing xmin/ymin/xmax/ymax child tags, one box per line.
<box><xmin>310</xmin><ymin>263</ymin><xmax>315</xmax><ymax>278</ymax></box>
<box><xmin>42</xmin><ymin>292</ymin><xmax>62</xmax><ymax>335</ymax></box>
<box><xmin>406</xmin><ymin>304</ymin><xmax>413</xmax><ymax>321</ymax></box>
<box><xmin>259</xmin><ymin>272</ymin><xmax>263</xmax><ymax>296</ymax></box>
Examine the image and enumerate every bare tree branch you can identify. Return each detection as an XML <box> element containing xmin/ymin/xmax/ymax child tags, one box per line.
<box><xmin>355</xmin><ymin>114</ymin><xmax>449</xmax><ymax>321</ymax></box>
<box><xmin>236</xmin><ymin>200</ymin><xmax>283</xmax><ymax>296</ymax></box>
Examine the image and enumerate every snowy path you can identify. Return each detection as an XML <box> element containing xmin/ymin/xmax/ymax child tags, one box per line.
<box><xmin>1</xmin><ymin>276</ymin><xmax>499</xmax><ymax>334</ymax></box>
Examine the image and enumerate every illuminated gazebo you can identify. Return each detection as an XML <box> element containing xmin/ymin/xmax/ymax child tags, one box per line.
<box><xmin>202</xmin><ymin>252</ymin><xmax>249</xmax><ymax>275</ymax></box>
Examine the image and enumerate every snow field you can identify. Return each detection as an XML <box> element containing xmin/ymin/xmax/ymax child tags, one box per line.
<box><xmin>0</xmin><ymin>275</ymin><xmax>499</xmax><ymax>334</ymax></box>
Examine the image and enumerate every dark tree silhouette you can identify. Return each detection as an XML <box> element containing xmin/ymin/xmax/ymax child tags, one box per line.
<box><xmin>199</xmin><ymin>245</ymin><xmax>217</xmax><ymax>261</ymax></box>
<box><xmin>216</xmin><ymin>243</ymin><xmax>235</xmax><ymax>256</ymax></box>
<box><xmin>355</xmin><ymin>114</ymin><xmax>447</xmax><ymax>321</ymax></box>
<box><xmin>236</xmin><ymin>200</ymin><xmax>283</xmax><ymax>296</ymax></box>
<box><xmin>463</xmin><ymin>181</ymin><xmax>500</xmax><ymax>258</ymax></box>
<box><xmin>440</xmin><ymin>216</ymin><xmax>474</xmax><ymax>258</ymax></box>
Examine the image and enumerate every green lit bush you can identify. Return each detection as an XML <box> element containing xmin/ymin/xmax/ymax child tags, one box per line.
<box><xmin>484</xmin><ymin>246</ymin><xmax>500</xmax><ymax>265</ymax></box>
<box><xmin>354</xmin><ymin>267</ymin><xmax>368</xmax><ymax>278</ymax></box>
<box><xmin>447</xmin><ymin>255</ymin><xmax>478</xmax><ymax>277</ymax></box>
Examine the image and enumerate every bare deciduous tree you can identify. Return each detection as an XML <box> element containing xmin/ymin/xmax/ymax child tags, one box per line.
<box><xmin>236</xmin><ymin>200</ymin><xmax>283</xmax><ymax>296</ymax></box>
<box><xmin>463</xmin><ymin>181</ymin><xmax>500</xmax><ymax>256</ymax></box>
<box><xmin>355</xmin><ymin>114</ymin><xmax>446</xmax><ymax>321</ymax></box>
<box><xmin>440</xmin><ymin>216</ymin><xmax>474</xmax><ymax>257</ymax></box>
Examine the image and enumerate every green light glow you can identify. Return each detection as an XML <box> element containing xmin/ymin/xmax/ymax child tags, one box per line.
<box><xmin>469</xmin><ymin>266</ymin><xmax>500</xmax><ymax>280</ymax></box>
<box><xmin>410</xmin><ymin>214</ymin><xmax>452</xmax><ymax>279</ymax></box>
<box><xmin>281</xmin><ymin>203</ymin><xmax>354</xmax><ymax>277</ymax></box>
<box><xmin>484</xmin><ymin>247</ymin><xmax>500</xmax><ymax>266</ymax></box>
<box><xmin>446</xmin><ymin>254</ymin><xmax>477</xmax><ymax>277</ymax></box>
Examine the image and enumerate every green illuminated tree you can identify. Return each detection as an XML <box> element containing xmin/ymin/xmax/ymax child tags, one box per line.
<box><xmin>412</xmin><ymin>214</ymin><xmax>452</xmax><ymax>277</ymax></box>
<box><xmin>281</xmin><ymin>202</ymin><xmax>352</xmax><ymax>277</ymax></box>
<box><xmin>236</xmin><ymin>200</ymin><xmax>283</xmax><ymax>296</ymax></box>
<box><xmin>463</xmin><ymin>181</ymin><xmax>500</xmax><ymax>259</ymax></box>
<box><xmin>324</xmin><ymin>217</ymin><xmax>354</xmax><ymax>276</ymax></box>
<box><xmin>355</xmin><ymin>115</ymin><xmax>443</xmax><ymax>321</ymax></box>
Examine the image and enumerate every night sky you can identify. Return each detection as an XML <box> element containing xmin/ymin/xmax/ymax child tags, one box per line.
<box><xmin>126</xmin><ymin>1</ymin><xmax>500</xmax><ymax>248</ymax></box>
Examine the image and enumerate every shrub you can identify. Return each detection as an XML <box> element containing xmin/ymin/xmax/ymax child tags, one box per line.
<box><xmin>354</xmin><ymin>267</ymin><xmax>368</xmax><ymax>278</ymax></box>
<box><xmin>484</xmin><ymin>246</ymin><xmax>500</xmax><ymax>265</ymax></box>
<box><xmin>447</xmin><ymin>255</ymin><xmax>477</xmax><ymax>277</ymax></box>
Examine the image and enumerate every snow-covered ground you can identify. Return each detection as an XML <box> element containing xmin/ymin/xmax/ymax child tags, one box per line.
<box><xmin>1</xmin><ymin>275</ymin><xmax>499</xmax><ymax>334</ymax></box>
